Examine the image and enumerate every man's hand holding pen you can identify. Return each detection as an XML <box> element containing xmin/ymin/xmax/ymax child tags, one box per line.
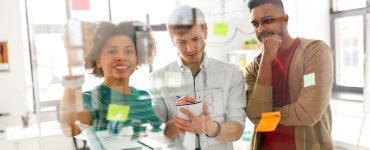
<box><xmin>172</xmin><ymin>96</ymin><xmax>219</xmax><ymax>137</ymax></box>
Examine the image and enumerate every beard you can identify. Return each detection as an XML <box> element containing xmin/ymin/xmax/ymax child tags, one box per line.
<box><xmin>257</xmin><ymin>30</ymin><xmax>276</xmax><ymax>42</ymax></box>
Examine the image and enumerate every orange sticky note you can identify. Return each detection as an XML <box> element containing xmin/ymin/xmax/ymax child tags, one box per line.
<box><xmin>255</xmin><ymin>112</ymin><xmax>281</xmax><ymax>132</ymax></box>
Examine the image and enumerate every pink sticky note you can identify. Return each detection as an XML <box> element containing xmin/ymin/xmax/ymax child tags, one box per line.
<box><xmin>71</xmin><ymin>0</ymin><xmax>90</xmax><ymax>10</ymax></box>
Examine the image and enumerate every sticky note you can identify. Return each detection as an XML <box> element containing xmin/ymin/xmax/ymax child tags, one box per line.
<box><xmin>107</xmin><ymin>104</ymin><xmax>130</xmax><ymax>121</ymax></box>
<box><xmin>256</xmin><ymin>112</ymin><xmax>281</xmax><ymax>132</ymax></box>
<box><xmin>304</xmin><ymin>73</ymin><xmax>316</xmax><ymax>87</ymax></box>
<box><xmin>213</xmin><ymin>22</ymin><xmax>228</xmax><ymax>36</ymax></box>
<box><xmin>71</xmin><ymin>0</ymin><xmax>90</xmax><ymax>10</ymax></box>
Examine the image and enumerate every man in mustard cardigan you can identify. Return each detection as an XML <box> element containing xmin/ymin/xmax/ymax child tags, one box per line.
<box><xmin>244</xmin><ymin>0</ymin><xmax>334</xmax><ymax>149</ymax></box>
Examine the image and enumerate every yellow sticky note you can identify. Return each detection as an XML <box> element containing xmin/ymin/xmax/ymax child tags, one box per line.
<box><xmin>107</xmin><ymin>104</ymin><xmax>130</xmax><ymax>121</ymax></box>
<box><xmin>304</xmin><ymin>73</ymin><xmax>316</xmax><ymax>87</ymax></box>
<box><xmin>256</xmin><ymin>112</ymin><xmax>281</xmax><ymax>132</ymax></box>
<box><xmin>213</xmin><ymin>22</ymin><xmax>228</xmax><ymax>36</ymax></box>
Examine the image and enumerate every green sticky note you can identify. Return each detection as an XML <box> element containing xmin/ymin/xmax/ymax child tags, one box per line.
<box><xmin>213</xmin><ymin>22</ymin><xmax>228</xmax><ymax>36</ymax></box>
<box><xmin>107</xmin><ymin>104</ymin><xmax>130</xmax><ymax>121</ymax></box>
<box><xmin>304</xmin><ymin>73</ymin><xmax>316</xmax><ymax>87</ymax></box>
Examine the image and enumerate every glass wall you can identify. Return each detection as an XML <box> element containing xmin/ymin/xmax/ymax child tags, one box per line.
<box><xmin>26</xmin><ymin>0</ymin><xmax>177</xmax><ymax>111</ymax></box>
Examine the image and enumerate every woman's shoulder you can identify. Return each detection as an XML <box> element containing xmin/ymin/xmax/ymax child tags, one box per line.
<box><xmin>82</xmin><ymin>84</ymin><xmax>106</xmax><ymax>99</ymax></box>
<box><xmin>130</xmin><ymin>87</ymin><xmax>151</xmax><ymax>100</ymax></box>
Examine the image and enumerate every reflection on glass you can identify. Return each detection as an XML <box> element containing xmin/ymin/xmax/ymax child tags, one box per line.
<box><xmin>130</xmin><ymin>31</ymin><xmax>176</xmax><ymax>91</ymax></box>
<box><xmin>33</xmin><ymin>34</ymin><xmax>101</xmax><ymax>102</ymax></box>
<box><xmin>335</xmin><ymin>15</ymin><xmax>364</xmax><ymax>87</ymax></box>
<box><xmin>33</xmin><ymin>34</ymin><xmax>66</xmax><ymax>101</ymax></box>
<box><xmin>333</xmin><ymin>0</ymin><xmax>366</xmax><ymax>11</ymax></box>
<box><xmin>151</xmin><ymin>31</ymin><xmax>178</xmax><ymax>70</ymax></box>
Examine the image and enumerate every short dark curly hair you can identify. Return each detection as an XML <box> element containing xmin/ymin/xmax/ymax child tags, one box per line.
<box><xmin>247</xmin><ymin>0</ymin><xmax>285</xmax><ymax>13</ymax></box>
<box><xmin>84</xmin><ymin>21</ymin><xmax>156</xmax><ymax>78</ymax></box>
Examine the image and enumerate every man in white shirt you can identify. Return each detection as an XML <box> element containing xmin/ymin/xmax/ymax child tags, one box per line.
<box><xmin>148</xmin><ymin>5</ymin><xmax>246</xmax><ymax>150</ymax></box>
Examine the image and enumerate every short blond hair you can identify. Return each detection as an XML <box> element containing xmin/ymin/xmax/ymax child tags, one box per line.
<box><xmin>167</xmin><ymin>5</ymin><xmax>207</xmax><ymax>36</ymax></box>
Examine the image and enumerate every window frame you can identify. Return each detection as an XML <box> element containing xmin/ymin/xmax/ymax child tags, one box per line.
<box><xmin>330</xmin><ymin>0</ymin><xmax>370</xmax><ymax>95</ymax></box>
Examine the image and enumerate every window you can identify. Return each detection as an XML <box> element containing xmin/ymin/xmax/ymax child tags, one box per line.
<box><xmin>334</xmin><ymin>16</ymin><xmax>364</xmax><ymax>88</ymax></box>
<box><xmin>332</xmin><ymin>0</ymin><xmax>366</xmax><ymax>11</ymax></box>
<box><xmin>28</xmin><ymin>0</ymin><xmax>67</xmax><ymax>25</ymax></box>
<box><xmin>27</xmin><ymin>0</ymin><xmax>68</xmax><ymax>109</ymax></box>
<box><xmin>330</xmin><ymin>0</ymin><xmax>369</xmax><ymax>94</ymax></box>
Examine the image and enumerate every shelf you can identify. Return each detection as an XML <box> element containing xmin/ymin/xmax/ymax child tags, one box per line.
<box><xmin>227</xmin><ymin>49</ymin><xmax>260</xmax><ymax>55</ymax></box>
<box><xmin>226</xmin><ymin>49</ymin><xmax>261</xmax><ymax>69</ymax></box>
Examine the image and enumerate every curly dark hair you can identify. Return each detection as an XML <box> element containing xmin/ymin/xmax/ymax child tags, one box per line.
<box><xmin>247</xmin><ymin>0</ymin><xmax>285</xmax><ymax>13</ymax></box>
<box><xmin>84</xmin><ymin>21</ymin><xmax>156</xmax><ymax>78</ymax></box>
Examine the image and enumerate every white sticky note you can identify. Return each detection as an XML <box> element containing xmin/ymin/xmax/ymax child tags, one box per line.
<box><xmin>304</xmin><ymin>73</ymin><xmax>315</xmax><ymax>87</ymax></box>
<box><xmin>164</xmin><ymin>71</ymin><xmax>182</xmax><ymax>87</ymax></box>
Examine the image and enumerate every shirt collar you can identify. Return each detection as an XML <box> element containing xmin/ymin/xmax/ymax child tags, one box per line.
<box><xmin>176</xmin><ymin>52</ymin><xmax>209</xmax><ymax>71</ymax></box>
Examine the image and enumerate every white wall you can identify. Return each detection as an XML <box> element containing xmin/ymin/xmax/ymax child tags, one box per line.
<box><xmin>0</xmin><ymin>0</ymin><xmax>33</xmax><ymax>126</ymax></box>
<box><xmin>283</xmin><ymin>0</ymin><xmax>331</xmax><ymax>45</ymax></box>
<box><xmin>204</xmin><ymin>2</ymin><xmax>255</xmax><ymax>61</ymax></box>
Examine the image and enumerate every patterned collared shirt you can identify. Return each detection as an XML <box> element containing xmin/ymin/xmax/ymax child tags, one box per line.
<box><xmin>148</xmin><ymin>54</ymin><xmax>246</xmax><ymax>150</ymax></box>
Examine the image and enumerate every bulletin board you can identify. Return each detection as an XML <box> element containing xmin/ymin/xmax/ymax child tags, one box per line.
<box><xmin>0</xmin><ymin>41</ymin><xmax>9</xmax><ymax>71</ymax></box>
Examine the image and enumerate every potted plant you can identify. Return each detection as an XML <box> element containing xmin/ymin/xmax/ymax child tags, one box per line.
<box><xmin>242</xmin><ymin>38</ymin><xmax>259</xmax><ymax>49</ymax></box>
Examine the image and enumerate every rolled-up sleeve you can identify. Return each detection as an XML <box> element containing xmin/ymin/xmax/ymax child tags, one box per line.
<box><xmin>226</xmin><ymin>67</ymin><xmax>246</xmax><ymax>129</ymax></box>
<box><xmin>148</xmin><ymin>73</ymin><xmax>170</xmax><ymax>123</ymax></box>
<box><xmin>247</xmin><ymin>84</ymin><xmax>273</xmax><ymax>124</ymax></box>
<box><xmin>244</xmin><ymin>55</ymin><xmax>273</xmax><ymax>125</ymax></box>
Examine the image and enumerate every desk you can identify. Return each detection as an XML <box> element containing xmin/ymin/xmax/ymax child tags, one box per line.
<box><xmin>96</xmin><ymin>130</ymin><xmax>174</xmax><ymax>150</ymax></box>
<box><xmin>84</xmin><ymin>122</ymin><xmax>252</xmax><ymax>150</ymax></box>
<box><xmin>82</xmin><ymin>125</ymin><xmax>182</xmax><ymax>150</ymax></box>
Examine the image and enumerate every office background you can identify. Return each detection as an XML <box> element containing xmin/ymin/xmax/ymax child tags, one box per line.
<box><xmin>0</xmin><ymin>0</ymin><xmax>369</xmax><ymax>149</ymax></box>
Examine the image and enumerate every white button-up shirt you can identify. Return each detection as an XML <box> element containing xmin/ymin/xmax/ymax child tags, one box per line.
<box><xmin>148</xmin><ymin>54</ymin><xmax>246</xmax><ymax>150</ymax></box>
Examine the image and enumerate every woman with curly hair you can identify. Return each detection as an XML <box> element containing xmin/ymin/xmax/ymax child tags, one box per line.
<box><xmin>60</xmin><ymin>21</ymin><xmax>160</xmax><ymax>137</ymax></box>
